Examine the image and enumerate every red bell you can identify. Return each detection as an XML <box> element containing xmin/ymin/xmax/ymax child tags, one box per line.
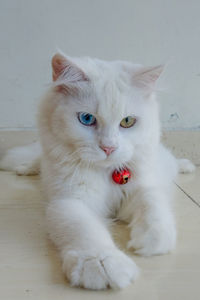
<box><xmin>112</xmin><ymin>168</ymin><xmax>131</xmax><ymax>184</ymax></box>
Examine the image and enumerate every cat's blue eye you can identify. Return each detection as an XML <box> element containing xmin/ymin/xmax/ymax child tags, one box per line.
<box><xmin>78</xmin><ymin>112</ymin><xmax>96</xmax><ymax>126</ymax></box>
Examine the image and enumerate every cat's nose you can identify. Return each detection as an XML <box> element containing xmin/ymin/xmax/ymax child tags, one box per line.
<box><xmin>100</xmin><ymin>145</ymin><xmax>116</xmax><ymax>156</ymax></box>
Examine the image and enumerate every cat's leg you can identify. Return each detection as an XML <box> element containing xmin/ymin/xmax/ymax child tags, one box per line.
<box><xmin>15</xmin><ymin>157</ymin><xmax>40</xmax><ymax>175</ymax></box>
<box><xmin>177</xmin><ymin>158</ymin><xmax>196</xmax><ymax>174</ymax></box>
<box><xmin>0</xmin><ymin>142</ymin><xmax>40</xmax><ymax>175</ymax></box>
<box><xmin>47</xmin><ymin>198</ymin><xmax>138</xmax><ymax>290</ymax></box>
<box><xmin>124</xmin><ymin>187</ymin><xmax>176</xmax><ymax>256</ymax></box>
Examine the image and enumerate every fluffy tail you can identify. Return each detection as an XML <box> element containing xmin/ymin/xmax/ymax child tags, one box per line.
<box><xmin>0</xmin><ymin>142</ymin><xmax>41</xmax><ymax>175</ymax></box>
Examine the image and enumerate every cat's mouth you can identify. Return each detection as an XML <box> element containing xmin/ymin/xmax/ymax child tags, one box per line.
<box><xmin>79</xmin><ymin>146</ymin><xmax>132</xmax><ymax>169</ymax></box>
<box><xmin>80</xmin><ymin>152</ymin><xmax>115</xmax><ymax>167</ymax></box>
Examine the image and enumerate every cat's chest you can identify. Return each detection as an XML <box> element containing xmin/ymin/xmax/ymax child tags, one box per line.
<box><xmin>103</xmin><ymin>168</ymin><xmax>137</xmax><ymax>200</ymax></box>
<box><xmin>75</xmin><ymin>167</ymin><xmax>136</xmax><ymax>198</ymax></box>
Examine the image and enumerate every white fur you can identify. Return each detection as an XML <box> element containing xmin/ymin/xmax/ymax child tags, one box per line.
<box><xmin>177</xmin><ymin>158</ymin><xmax>196</xmax><ymax>173</ymax></box>
<box><xmin>0</xmin><ymin>54</ymin><xmax>196</xmax><ymax>290</ymax></box>
<box><xmin>0</xmin><ymin>142</ymin><xmax>41</xmax><ymax>175</ymax></box>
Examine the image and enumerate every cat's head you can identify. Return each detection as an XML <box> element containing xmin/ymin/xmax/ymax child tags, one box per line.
<box><xmin>40</xmin><ymin>53</ymin><xmax>163</xmax><ymax>169</ymax></box>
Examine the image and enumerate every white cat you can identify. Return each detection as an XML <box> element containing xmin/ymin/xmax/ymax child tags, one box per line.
<box><xmin>0</xmin><ymin>53</ymin><xmax>195</xmax><ymax>290</ymax></box>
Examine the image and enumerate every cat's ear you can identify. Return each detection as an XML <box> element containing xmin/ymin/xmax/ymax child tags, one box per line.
<box><xmin>51</xmin><ymin>53</ymin><xmax>89</xmax><ymax>92</ymax></box>
<box><xmin>132</xmin><ymin>65</ymin><xmax>164</xmax><ymax>96</ymax></box>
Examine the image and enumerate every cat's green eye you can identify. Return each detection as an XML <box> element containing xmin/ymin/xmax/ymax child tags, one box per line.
<box><xmin>120</xmin><ymin>116</ymin><xmax>136</xmax><ymax>128</ymax></box>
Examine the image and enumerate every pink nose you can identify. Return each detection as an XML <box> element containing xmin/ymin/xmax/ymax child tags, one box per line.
<box><xmin>100</xmin><ymin>145</ymin><xmax>116</xmax><ymax>156</ymax></box>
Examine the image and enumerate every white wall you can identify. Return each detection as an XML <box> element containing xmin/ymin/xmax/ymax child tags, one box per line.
<box><xmin>0</xmin><ymin>0</ymin><xmax>200</xmax><ymax>130</ymax></box>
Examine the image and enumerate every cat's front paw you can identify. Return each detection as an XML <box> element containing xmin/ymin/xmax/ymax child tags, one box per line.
<box><xmin>63</xmin><ymin>249</ymin><xmax>139</xmax><ymax>290</ymax></box>
<box><xmin>128</xmin><ymin>222</ymin><xmax>176</xmax><ymax>256</ymax></box>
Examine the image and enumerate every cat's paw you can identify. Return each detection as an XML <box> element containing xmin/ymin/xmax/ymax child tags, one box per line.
<box><xmin>178</xmin><ymin>158</ymin><xmax>196</xmax><ymax>174</ymax></box>
<box><xmin>63</xmin><ymin>249</ymin><xmax>139</xmax><ymax>290</ymax></box>
<box><xmin>15</xmin><ymin>163</ymin><xmax>39</xmax><ymax>175</ymax></box>
<box><xmin>127</xmin><ymin>222</ymin><xmax>176</xmax><ymax>256</ymax></box>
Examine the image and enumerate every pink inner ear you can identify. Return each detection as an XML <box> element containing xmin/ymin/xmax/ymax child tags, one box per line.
<box><xmin>52</xmin><ymin>54</ymin><xmax>68</xmax><ymax>81</ymax></box>
<box><xmin>51</xmin><ymin>53</ymin><xmax>89</xmax><ymax>87</ymax></box>
<box><xmin>132</xmin><ymin>65</ymin><xmax>164</xmax><ymax>95</ymax></box>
